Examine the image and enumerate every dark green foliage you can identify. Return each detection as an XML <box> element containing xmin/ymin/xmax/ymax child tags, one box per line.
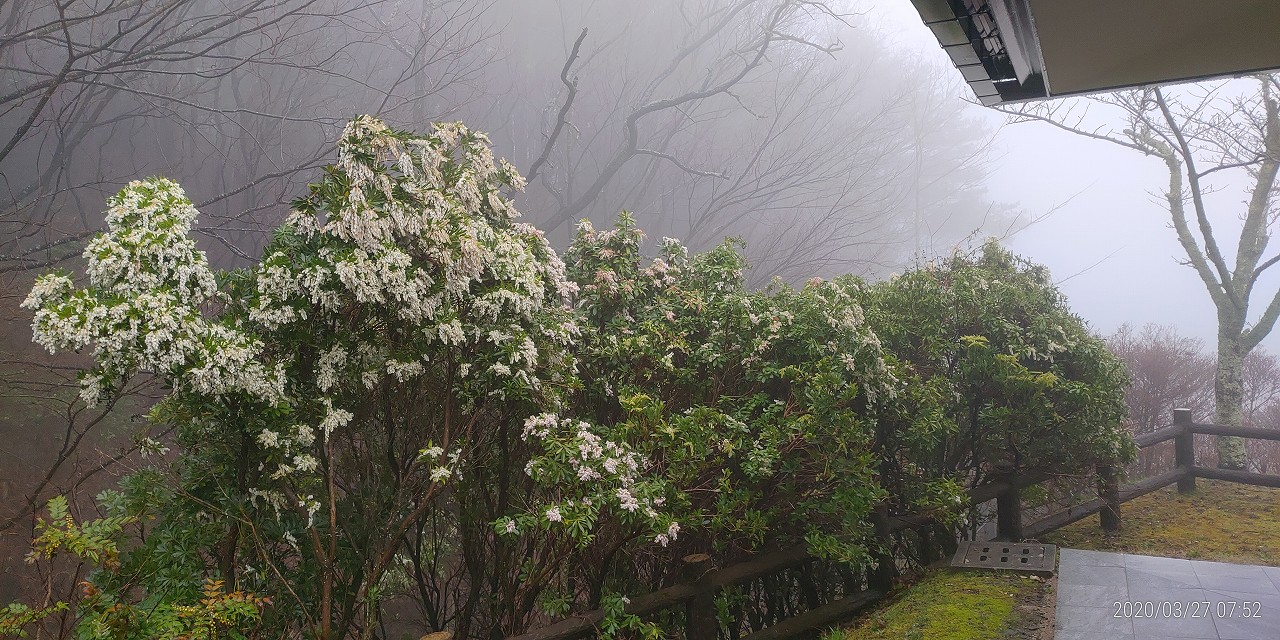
<box><xmin>10</xmin><ymin>117</ymin><xmax>1132</xmax><ymax>639</ymax></box>
<box><xmin>863</xmin><ymin>242</ymin><xmax>1134</xmax><ymax>510</ymax></box>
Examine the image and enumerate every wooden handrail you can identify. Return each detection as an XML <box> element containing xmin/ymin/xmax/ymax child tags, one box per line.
<box><xmin>1134</xmin><ymin>424</ymin><xmax>1183</xmax><ymax>448</ymax></box>
<box><xmin>1192</xmin><ymin>466</ymin><xmax>1280</xmax><ymax>487</ymax></box>
<box><xmin>1187</xmin><ymin>422</ymin><xmax>1280</xmax><ymax>441</ymax></box>
<box><xmin>737</xmin><ymin>590</ymin><xmax>883</xmax><ymax>640</ymax></box>
<box><xmin>1118</xmin><ymin>467</ymin><xmax>1190</xmax><ymax>502</ymax></box>
<box><xmin>1022</xmin><ymin>467</ymin><xmax>1187</xmax><ymax>539</ymax></box>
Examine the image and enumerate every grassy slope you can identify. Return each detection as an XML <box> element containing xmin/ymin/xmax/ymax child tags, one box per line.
<box><xmin>832</xmin><ymin>478</ymin><xmax>1280</xmax><ymax>639</ymax></box>
<box><xmin>830</xmin><ymin>570</ymin><xmax>1045</xmax><ymax>640</ymax></box>
<box><xmin>1043</xmin><ymin>478</ymin><xmax>1280</xmax><ymax>566</ymax></box>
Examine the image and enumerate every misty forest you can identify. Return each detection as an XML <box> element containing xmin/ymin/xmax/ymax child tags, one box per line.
<box><xmin>2</xmin><ymin>1</ymin><xmax>1280</xmax><ymax>639</ymax></box>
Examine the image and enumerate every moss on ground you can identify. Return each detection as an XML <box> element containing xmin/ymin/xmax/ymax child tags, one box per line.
<box><xmin>829</xmin><ymin>569</ymin><xmax>1045</xmax><ymax>640</ymax></box>
<box><xmin>829</xmin><ymin>478</ymin><xmax>1279</xmax><ymax>639</ymax></box>
<box><xmin>1043</xmin><ymin>479</ymin><xmax>1280</xmax><ymax>566</ymax></box>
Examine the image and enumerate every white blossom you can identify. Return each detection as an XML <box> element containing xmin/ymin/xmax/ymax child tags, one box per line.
<box><xmin>616</xmin><ymin>488</ymin><xmax>639</xmax><ymax>512</ymax></box>
<box><xmin>319</xmin><ymin>399</ymin><xmax>353</xmax><ymax>436</ymax></box>
<box><xmin>258</xmin><ymin>429</ymin><xmax>282</xmax><ymax>448</ymax></box>
<box><xmin>293</xmin><ymin>454</ymin><xmax>319</xmax><ymax>473</ymax></box>
<box><xmin>79</xmin><ymin>373</ymin><xmax>105</xmax><ymax>407</ymax></box>
<box><xmin>316</xmin><ymin>346</ymin><xmax>347</xmax><ymax>391</ymax></box>
<box><xmin>499</xmin><ymin>517</ymin><xmax>518</xmax><ymax>535</ymax></box>
<box><xmin>386</xmin><ymin>358</ymin><xmax>424</xmax><ymax>381</ymax></box>
<box><xmin>139</xmin><ymin>437</ymin><xmax>170</xmax><ymax>458</ymax></box>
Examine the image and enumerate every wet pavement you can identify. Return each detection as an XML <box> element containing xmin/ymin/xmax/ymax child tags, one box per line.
<box><xmin>1055</xmin><ymin>548</ymin><xmax>1280</xmax><ymax>639</ymax></box>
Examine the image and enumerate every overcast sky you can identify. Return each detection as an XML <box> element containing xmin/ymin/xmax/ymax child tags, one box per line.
<box><xmin>870</xmin><ymin>1</ymin><xmax>1280</xmax><ymax>354</ymax></box>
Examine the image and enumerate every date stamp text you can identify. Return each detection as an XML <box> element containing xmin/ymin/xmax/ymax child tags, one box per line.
<box><xmin>1113</xmin><ymin>600</ymin><xmax>1264</xmax><ymax>619</ymax></box>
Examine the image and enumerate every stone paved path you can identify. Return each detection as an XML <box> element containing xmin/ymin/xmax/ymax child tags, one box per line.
<box><xmin>1056</xmin><ymin>548</ymin><xmax>1280</xmax><ymax>639</ymax></box>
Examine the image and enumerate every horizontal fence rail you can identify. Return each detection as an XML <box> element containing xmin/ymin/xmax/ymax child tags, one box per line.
<box><xmin>510</xmin><ymin>409</ymin><xmax>1280</xmax><ymax>640</ymax></box>
<box><xmin>1014</xmin><ymin>408</ymin><xmax>1280</xmax><ymax>542</ymax></box>
<box><xmin>507</xmin><ymin>546</ymin><xmax>815</xmax><ymax>640</ymax></box>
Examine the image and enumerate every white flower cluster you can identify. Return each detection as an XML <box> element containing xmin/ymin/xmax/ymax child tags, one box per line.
<box><xmin>247</xmin><ymin>488</ymin><xmax>320</xmax><ymax>524</ymax></box>
<box><xmin>807</xmin><ymin>280</ymin><xmax>899</xmax><ymax>401</ymax></box>
<box><xmin>139</xmin><ymin>437</ymin><xmax>171</xmax><ymax>458</ymax></box>
<box><xmin>642</xmin><ymin>258</ymin><xmax>678</xmax><ymax>288</ymax></box>
<box><xmin>653</xmin><ymin>521</ymin><xmax>681</xmax><ymax>547</ymax></box>
<box><xmin>248</xmin><ymin>487</ymin><xmax>287</xmax><ymax>518</ymax></box>
<box><xmin>517</xmin><ymin>413</ymin><xmax>676</xmax><ymax>545</ymax></box>
<box><xmin>22</xmin><ymin>178</ymin><xmax>284</xmax><ymax>406</ymax></box>
<box><xmin>244</xmin><ymin>116</ymin><xmax>579</xmax><ymax>395</ymax></box>
<box><xmin>256</xmin><ymin>421</ymin><xmax>321</xmax><ymax>480</ymax></box>
<box><xmin>417</xmin><ymin>444</ymin><xmax>461</xmax><ymax>484</ymax></box>
<box><xmin>318</xmin><ymin>398</ymin><xmax>353</xmax><ymax>436</ymax></box>
<box><xmin>24</xmin><ymin>118</ymin><xmax>589</xmax><ymax>536</ymax></box>
<box><xmin>385</xmin><ymin>358</ymin><xmax>425</xmax><ymax>382</ymax></box>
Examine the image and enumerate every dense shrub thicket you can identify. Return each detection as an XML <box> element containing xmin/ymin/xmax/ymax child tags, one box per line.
<box><xmin>863</xmin><ymin>246</ymin><xmax>1134</xmax><ymax>515</ymax></box>
<box><xmin>5</xmin><ymin>117</ymin><xmax>1132</xmax><ymax>640</ymax></box>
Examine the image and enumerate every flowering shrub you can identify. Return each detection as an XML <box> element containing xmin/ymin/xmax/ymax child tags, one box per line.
<box><xmin>15</xmin><ymin>115</ymin><xmax>1130</xmax><ymax>639</ymax></box>
<box><xmin>498</xmin><ymin>413</ymin><xmax>676</xmax><ymax>544</ymax></box>
<box><xmin>17</xmin><ymin>116</ymin><xmax>660</xmax><ymax>639</ymax></box>
<box><xmin>563</xmin><ymin>215</ymin><xmax>898</xmax><ymax>570</ymax></box>
<box><xmin>24</xmin><ymin>178</ymin><xmax>283</xmax><ymax>406</ymax></box>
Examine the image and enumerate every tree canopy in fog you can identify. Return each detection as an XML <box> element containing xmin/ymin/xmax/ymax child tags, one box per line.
<box><xmin>0</xmin><ymin>0</ymin><xmax>1010</xmax><ymax>282</ymax></box>
<box><xmin>1</xmin><ymin>0</ymin><xmax>494</xmax><ymax>272</ymax></box>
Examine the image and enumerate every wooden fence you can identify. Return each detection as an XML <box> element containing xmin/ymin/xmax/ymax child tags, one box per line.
<box><xmin>508</xmin><ymin>408</ymin><xmax>1280</xmax><ymax>640</ymax></box>
<box><xmin>1013</xmin><ymin>408</ymin><xmax>1280</xmax><ymax>540</ymax></box>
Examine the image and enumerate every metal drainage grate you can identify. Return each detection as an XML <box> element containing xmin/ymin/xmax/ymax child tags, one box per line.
<box><xmin>949</xmin><ymin>541</ymin><xmax>1057</xmax><ymax>576</ymax></box>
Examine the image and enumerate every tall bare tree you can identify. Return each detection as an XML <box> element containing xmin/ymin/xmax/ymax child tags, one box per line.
<box><xmin>480</xmin><ymin>0</ymin><xmax>1011</xmax><ymax>282</ymax></box>
<box><xmin>0</xmin><ymin>0</ymin><xmax>495</xmax><ymax>273</ymax></box>
<box><xmin>1003</xmin><ymin>75</ymin><xmax>1280</xmax><ymax>470</ymax></box>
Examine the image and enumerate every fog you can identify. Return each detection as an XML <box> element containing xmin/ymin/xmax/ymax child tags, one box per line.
<box><xmin>0</xmin><ymin>1</ymin><xmax>1024</xmax><ymax>573</ymax></box>
<box><xmin>874</xmin><ymin>2</ymin><xmax>1280</xmax><ymax>353</ymax></box>
<box><xmin>0</xmin><ymin>0</ymin><xmax>1009</xmax><ymax>289</ymax></box>
<box><xmin>5</xmin><ymin>1</ymin><xmax>1277</xmax><ymax>538</ymax></box>
<box><xmin>4</xmin><ymin>1</ymin><xmax>1270</xmax><ymax>350</ymax></box>
<box><xmin>4</xmin><ymin>0</ymin><xmax>1280</xmax><ymax>633</ymax></box>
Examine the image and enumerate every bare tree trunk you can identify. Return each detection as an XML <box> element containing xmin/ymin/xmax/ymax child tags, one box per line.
<box><xmin>1215</xmin><ymin>331</ymin><xmax>1248</xmax><ymax>470</ymax></box>
<box><xmin>1001</xmin><ymin>76</ymin><xmax>1280</xmax><ymax>475</ymax></box>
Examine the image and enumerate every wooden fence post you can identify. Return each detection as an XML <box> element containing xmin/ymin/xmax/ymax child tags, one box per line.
<box><xmin>917</xmin><ymin>525</ymin><xmax>936</xmax><ymax>565</ymax></box>
<box><xmin>682</xmin><ymin>554</ymin><xmax>718</xmax><ymax>639</ymax></box>
<box><xmin>934</xmin><ymin>522</ymin><xmax>959</xmax><ymax>558</ymax></box>
<box><xmin>1097</xmin><ymin>463</ymin><xmax>1121</xmax><ymax>532</ymax></box>
<box><xmin>1174</xmin><ymin>408</ymin><xmax>1196</xmax><ymax>494</ymax></box>
<box><xmin>868</xmin><ymin>504</ymin><xmax>897</xmax><ymax>591</ymax></box>
<box><xmin>995</xmin><ymin>478</ymin><xmax>1023</xmax><ymax>541</ymax></box>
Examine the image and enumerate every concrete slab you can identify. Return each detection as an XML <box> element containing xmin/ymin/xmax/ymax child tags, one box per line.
<box><xmin>1060</xmin><ymin>548</ymin><xmax>1126</xmax><ymax>567</ymax></box>
<box><xmin>1057</xmin><ymin>550</ymin><xmax>1279</xmax><ymax>639</ymax></box>
<box><xmin>1262</xmin><ymin>566</ymin><xmax>1280</xmax><ymax>591</ymax></box>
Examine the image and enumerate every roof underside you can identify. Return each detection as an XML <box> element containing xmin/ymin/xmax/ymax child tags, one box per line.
<box><xmin>911</xmin><ymin>0</ymin><xmax>1280</xmax><ymax>104</ymax></box>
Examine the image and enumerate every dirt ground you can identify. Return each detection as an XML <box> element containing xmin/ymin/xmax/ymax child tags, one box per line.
<box><xmin>1007</xmin><ymin>573</ymin><xmax>1056</xmax><ymax>640</ymax></box>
